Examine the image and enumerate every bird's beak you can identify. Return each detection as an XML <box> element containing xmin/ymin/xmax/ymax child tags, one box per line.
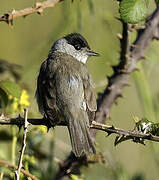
<box><xmin>86</xmin><ymin>50</ymin><xmax>100</xmax><ymax>57</ymax></box>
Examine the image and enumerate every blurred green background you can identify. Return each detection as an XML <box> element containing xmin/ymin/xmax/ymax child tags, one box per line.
<box><xmin>0</xmin><ymin>0</ymin><xmax>159</xmax><ymax>179</ymax></box>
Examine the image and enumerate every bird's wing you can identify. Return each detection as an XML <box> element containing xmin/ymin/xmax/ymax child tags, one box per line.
<box><xmin>82</xmin><ymin>73</ymin><xmax>97</xmax><ymax>124</ymax></box>
<box><xmin>83</xmin><ymin>74</ymin><xmax>97</xmax><ymax>112</ymax></box>
<box><xmin>55</xmin><ymin>67</ymin><xmax>86</xmax><ymax>114</ymax></box>
<box><xmin>36</xmin><ymin>60</ymin><xmax>47</xmax><ymax>114</ymax></box>
<box><xmin>36</xmin><ymin>60</ymin><xmax>58</xmax><ymax>125</ymax></box>
<box><xmin>54</xmin><ymin>61</ymin><xmax>97</xmax><ymax>126</ymax></box>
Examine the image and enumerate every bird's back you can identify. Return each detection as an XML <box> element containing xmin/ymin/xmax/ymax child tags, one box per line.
<box><xmin>36</xmin><ymin>51</ymin><xmax>97</xmax><ymax>156</ymax></box>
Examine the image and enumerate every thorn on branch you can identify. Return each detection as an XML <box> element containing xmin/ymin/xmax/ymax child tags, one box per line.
<box><xmin>35</xmin><ymin>2</ymin><xmax>43</xmax><ymax>14</ymax></box>
<box><xmin>35</xmin><ymin>2</ymin><xmax>42</xmax><ymax>8</ymax></box>
<box><xmin>153</xmin><ymin>35</ymin><xmax>159</xmax><ymax>40</ymax></box>
<box><xmin>110</xmin><ymin>125</ymin><xmax>115</xmax><ymax>130</ymax></box>
<box><xmin>106</xmin><ymin>131</ymin><xmax>113</xmax><ymax>136</ymax></box>
<box><xmin>107</xmin><ymin>86</ymin><xmax>113</xmax><ymax>91</ymax></box>
<box><xmin>116</xmin><ymin>33</ymin><xmax>123</xmax><ymax>40</ymax></box>
<box><xmin>130</xmin><ymin>44</ymin><xmax>138</xmax><ymax>49</ymax></box>
<box><xmin>117</xmin><ymin>91</ymin><xmax>123</xmax><ymax>98</ymax></box>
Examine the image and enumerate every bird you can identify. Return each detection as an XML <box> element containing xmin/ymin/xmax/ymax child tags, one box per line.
<box><xmin>36</xmin><ymin>33</ymin><xmax>100</xmax><ymax>157</ymax></box>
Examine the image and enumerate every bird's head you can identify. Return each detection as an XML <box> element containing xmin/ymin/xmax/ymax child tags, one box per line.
<box><xmin>52</xmin><ymin>33</ymin><xmax>100</xmax><ymax>64</ymax></box>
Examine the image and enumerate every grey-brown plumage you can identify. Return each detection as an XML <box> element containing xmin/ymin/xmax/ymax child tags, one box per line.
<box><xmin>36</xmin><ymin>33</ymin><xmax>99</xmax><ymax>157</ymax></box>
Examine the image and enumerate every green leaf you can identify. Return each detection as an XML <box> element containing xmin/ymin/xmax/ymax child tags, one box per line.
<box><xmin>119</xmin><ymin>0</ymin><xmax>148</xmax><ymax>23</ymax></box>
<box><xmin>0</xmin><ymin>81</ymin><xmax>22</xmax><ymax>99</ymax></box>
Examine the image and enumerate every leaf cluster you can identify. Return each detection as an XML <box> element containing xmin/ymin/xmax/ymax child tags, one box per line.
<box><xmin>118</xmin><ymin>0</ymin><xmax>158</xmax><ymax>23</ymax></box>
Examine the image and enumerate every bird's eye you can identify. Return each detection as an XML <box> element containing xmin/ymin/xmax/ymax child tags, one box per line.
<box><xmin>74</xmin><ymin>44</ymin><xmax>81</xmax><ymax>50</ymax></box>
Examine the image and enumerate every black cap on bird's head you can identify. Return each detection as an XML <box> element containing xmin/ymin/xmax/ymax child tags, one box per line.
<box><xmin>64</xmin><ymin>33</ymin><xmax>100</xmax><ymax>57</ymax></box>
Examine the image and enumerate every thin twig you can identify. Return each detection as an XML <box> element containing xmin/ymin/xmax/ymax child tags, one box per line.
<box><xmin>91</xmin><ymin>121</ymin><xmax>159</xmax><ymax>143</ymax></box>
<box><xmin>0</xmin><ymin>160</ymin><xmax>39</xmax><ymax>180</ymax></box>
<box><xmin>15</xmin><ymin>109</ymin><xmax>29</xmax><ymax>180</ymax></box>
<box><xmin>0</xmin><ymin>0</ymin><xmax>62</xmax><ymax>24</ymax></box>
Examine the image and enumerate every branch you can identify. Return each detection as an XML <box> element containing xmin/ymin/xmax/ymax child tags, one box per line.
<box><xmin>0</xmin><ymin>0</ymin><xmax>62</xmax><ymax>24</ymax></box>
<box><xmin>15</xmin><ymin>109</ymin><xmax>29</xmax><ymax>180</ymax></box>
<box><xmin>0</xmin><ymin>114</ymin><xmax>47</xmax><ymax>126</ymax></box>
<box><xmin>93</xmin><ymin>22</ymin><xmax>131</xmax><ymax>137</ymax></box>
<box><xmin>0</xmin><ymin>159</ymin><xmax>39</xmax><ymax>180</ymax></box>
<box><xmin>0</xmin><ymin>114</ymin><xmax>66</xmax><ymax>127</ymax></box>
<box><xmin>91</xmin><ymin>121</ymin><xmax>159</xmax><ymax>143</ymax></box>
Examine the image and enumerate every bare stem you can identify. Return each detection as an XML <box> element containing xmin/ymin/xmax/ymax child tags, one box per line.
<box><xmin>11</xmin><ymin>127</ymin><xmax>17</xmax><ymax>165</ymax></box>
<box><xmin>15</xmin><ymin>109</ymin><xmax>29</xmax><ymax>180</ymax></box>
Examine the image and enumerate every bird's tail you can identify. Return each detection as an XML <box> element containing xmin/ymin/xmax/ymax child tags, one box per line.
<box><xmin>67</xmin><ymin>115</ymin><xmax>96</xmax><ymax>157</ymax></box>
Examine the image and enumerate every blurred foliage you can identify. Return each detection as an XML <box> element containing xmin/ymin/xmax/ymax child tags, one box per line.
<box><xmin>7</xmin><ymin>89</ymin><xmax>30</xmax><ymax>114</ymax></box>
<box><xmin>135</xmin><ymin>117</ymin><xmax>159</xmax><ymax>135</ymax></box>
<box><xmin>0</xmin><ymin>59</ymin><xmax>21</xmax><ymax>81</ymax></box>
<box><xmin>0</xmin><ymin>81</ymin><xmax>21</xmax><ymax>99</ymax></box>
<box><xmin>119</xmin><ymin>0</ymin><xmax>148</xmax><ymax>23</ymax></box>
<box><xmin>71</xmin><ymin>174</ymin><xmax>84</xmax><ymax>180</ymax></box>
<box><xmin>0</xmin><ymin>0</ymin><xmax>159</xmax><ymax>180</ymax></box>
<box><xmin>0</xmin><ymin>81</ymin><xmax>22</xmax><ymax>110</ymax></box>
